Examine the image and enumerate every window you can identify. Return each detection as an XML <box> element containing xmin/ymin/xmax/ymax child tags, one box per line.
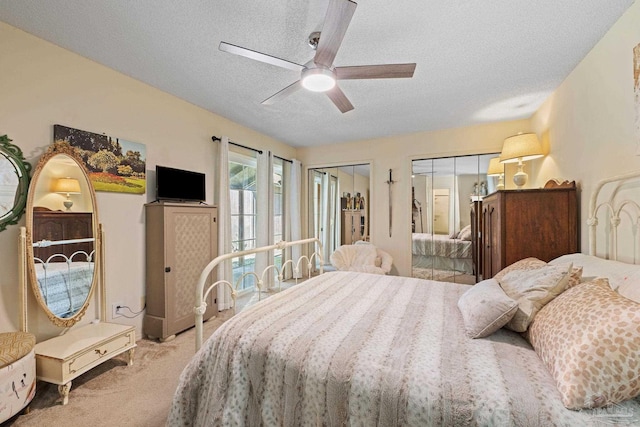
<box><xmin>229</xmin><ymin>153</ymin><xmax>257</xmax><ymax>290</ymax></box>
<box><xmin>228</xmin><ymin>151</ymin><xmax>290</xmax><ymax>288</ymax></box>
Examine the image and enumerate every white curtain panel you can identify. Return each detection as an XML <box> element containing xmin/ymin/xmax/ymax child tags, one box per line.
<box><xmin>321</xmin><ymin>171</ymin><xmax>331</xmax><ymax>263</ymax></box>
<box><xmin>216</xmin><ymin>137</ymin><xmax>233</xmax><ymax>310</ymax></box>
<box><xmin>256</xmin><ymin>151</ymin><xmax>274</xmax><ymax>289</ymax></box>
<box><xmin>288</xmin><ymin>159</ymin><xmax>302</xmax><ymax>278</ymax></box>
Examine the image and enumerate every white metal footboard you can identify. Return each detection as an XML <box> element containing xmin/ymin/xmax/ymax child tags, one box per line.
<box><xmin>194</xmin><ymin>238</ymin><xmax>324</xmax><ymax>351</ymax></box>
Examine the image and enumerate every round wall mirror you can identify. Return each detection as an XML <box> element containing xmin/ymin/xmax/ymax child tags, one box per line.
<box><xmin>0</xmin><ymin>135</ymin><xmax>31</xmax><ymax>232</ymax></box>
<box><xmin>26</xmin><ymin>142</ymin><xmax>99</xmax><ymax>327</ymax></box>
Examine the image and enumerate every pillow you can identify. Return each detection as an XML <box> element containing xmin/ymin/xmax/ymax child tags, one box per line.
<box><xmin>457</xmin><ymin>225</ymin><xmax>472</xmax><ymax>241</ymax></box>
<box><xmin>493</xmin><ymin>257</ymin><xmax>547</xmax><ymax>282</ymax></box>
<box><xmin>547</xmin><ymin>263</ymin><xmax>584</xmax><ymax>288</ymax></box>
<box><xmin>527</xmin><ymin>278</ymin><xmax>640</xmax><ymax>409</ymax></box>
<box><xmin>499</xmin><ymin>263</ymin><xmax>572</xmax><ymax>332</ymax></box>
<box><xmin>550</xmin><ymin>253</ymin><xmax>640</xmax><ymax>303</ymax></box>
<box><xmin>457</xmin><ymin>279</ymin><xmax>518</xmax><ymax>338</ymax></box>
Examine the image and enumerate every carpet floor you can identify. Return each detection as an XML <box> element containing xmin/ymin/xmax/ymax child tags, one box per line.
<box><xmin>412</xmin><ymin>267</ymin><xmax>477</xmax><ymax>285</ymax></box>
<box><xmin>5</xmin><ymin>312</ymin><xmax>231</xmax><ymax>427</ymax></box>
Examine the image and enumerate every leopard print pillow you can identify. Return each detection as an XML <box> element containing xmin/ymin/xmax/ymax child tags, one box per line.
<box><xmin>527</xmin><ymin>278</ymin><xmax>640</xmax><ymax>409</ymax></box>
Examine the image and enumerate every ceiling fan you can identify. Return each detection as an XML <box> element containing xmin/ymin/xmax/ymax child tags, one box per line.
<box><xmin>219</xmin><ymin>0</ymin><xmax>416</xmax><ymax>113</ymax></box>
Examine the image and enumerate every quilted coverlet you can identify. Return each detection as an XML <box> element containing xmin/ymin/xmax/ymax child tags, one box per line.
<box><xmin>168</xmin><ymin>271</ymin><xmax>640</xmax><ymax>426</ymax></box>
<box><xmin>412</xmin><ymin>233</ymin><xmax>472</xmax><ymax>259</ymax></box>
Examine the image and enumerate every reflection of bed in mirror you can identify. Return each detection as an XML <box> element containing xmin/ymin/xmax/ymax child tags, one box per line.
<box><xmin>411</xmin><ymin>154</ymin><xmax>499</xmax><ymax>283</ymax></box>
<box><xmin>412</xmin><ymin>231</ymin><xmax>473</xmax><ymax>277</ymax></box>
<box><xmin>33</xmin><ymin>258</ymin><xmax>94</xmax><ymax>318</ymax></box>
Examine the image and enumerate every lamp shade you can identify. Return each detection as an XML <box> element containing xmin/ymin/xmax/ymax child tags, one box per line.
<box><xmin>499</xmin><ymin>133</ymin><xmax>543</xmax><ymax>164</ymax></box>
<box><xmin>487</xmin><ymin>157</ymin><xmax>504</xmax><ymax>176</ymax></box>
<box><xmin>52</xmin><ymin>177</ymin><xmax>81</xmax><ymax>194</ymax></box>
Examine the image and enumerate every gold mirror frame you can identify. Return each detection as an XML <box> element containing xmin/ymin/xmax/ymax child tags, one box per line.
<box><xmin>25</xmin><ymin>141</ymin><xmax>100</xmax><ymax>328</ymax></box>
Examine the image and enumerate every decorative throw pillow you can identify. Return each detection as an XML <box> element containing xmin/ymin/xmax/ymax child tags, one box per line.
<box><xmin>493</xmin><ymin>257</ymin><xmax>547</xmax><ymax>282</ymax></box>
<box><xmin>457</xmin><ymin>225</ymin><xmax>472</xmax><ymax>241</ymax></box>
<box><xmin>527</xmin><ymin>278</ymin><xmax>640</xmax><ymax>409</ymax></box>
<box><xmin>457</xmin><ymin>279</ymin><xmax>518</xmax><ymax>338</ymax></box>
<box><xmin>549</xmin><ymin>263</ymin><xmax>584</xmax><ymax>288</ymax></box>
<box><xmin>499</xmin><ymin>263</ymin><xmax>572</xmax><ymax>332</ymax></box>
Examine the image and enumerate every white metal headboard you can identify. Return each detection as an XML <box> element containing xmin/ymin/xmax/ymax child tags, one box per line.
<box><xmin>588</xmin><ymin>170</ymin><xmax>640</xmax><ymax>263</ymax></box>
<box><xmin>194</xmin><ymin>238</ymin><xmax>324</xmax><ymax>351</ymax></box>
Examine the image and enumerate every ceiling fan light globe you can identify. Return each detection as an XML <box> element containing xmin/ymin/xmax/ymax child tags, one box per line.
<box><xmin>301</xmin><ymin>68</ymin><xmax>336</xmax><ymax>92</ymax></box>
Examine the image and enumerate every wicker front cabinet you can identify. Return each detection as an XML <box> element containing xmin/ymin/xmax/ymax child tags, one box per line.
<box><xmin>144</xmin><ymin>203</ymin><xmax>218</xmax><ymax>341</ymax></box>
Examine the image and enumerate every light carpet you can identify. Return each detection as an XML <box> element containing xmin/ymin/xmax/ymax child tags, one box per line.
<box><xmin>5</xmin><ymin>312</ymin><xmax>231</xmax><ymax>427</ymax></box>
<box><xmin>412</xmin><ymin>267</ymin><xmax>477</xmax><ymax>285</ymax></box>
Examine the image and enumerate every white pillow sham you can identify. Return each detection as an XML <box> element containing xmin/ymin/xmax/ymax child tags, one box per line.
<box><xmin>457</xmin><ymin>279</ymin><xmax>518</xmax><ymax>338</ymax></box>
<box><xmin>549</xmin><ymin>253</ymin><xmax>640</xmax><ymax>303</ymax></box>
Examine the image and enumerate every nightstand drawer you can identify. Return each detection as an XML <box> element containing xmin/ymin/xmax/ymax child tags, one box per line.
<box><xmin>66</xmin><ymin>329</ymin><xmax>134</xmax><ymax>376</ymax></box>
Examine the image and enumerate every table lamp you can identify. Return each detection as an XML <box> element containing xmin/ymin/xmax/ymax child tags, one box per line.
<box><xmin>499</xmin><ymin>133</ymin><xmax>543</xmax><ymax>188</ymax></box>
<box><xmin>487</xmin><ymin>157</ymin><xmax>505</xmax><ymax>190</ymax></box>
<box><xmin>53</xmin><ymin>177</ymin><xmax>81</xmax><ymax>211</ymax></box>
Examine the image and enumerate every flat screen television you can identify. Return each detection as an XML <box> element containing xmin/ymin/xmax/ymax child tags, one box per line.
<box><xmin>156</xmin><ymin>165</ymin><xmax>206</xmax><ymax>202</ymax></box>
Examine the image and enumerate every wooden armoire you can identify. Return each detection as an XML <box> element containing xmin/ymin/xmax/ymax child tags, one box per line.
<box><xmin>481</xmin><ymin>184</ymin><xmax>578</xmax><ymax>279</ymax></box>
<box><xmin>144</xmin><ymin>203</ymin><xmax>218</xmax><ymax>341</ymax></box>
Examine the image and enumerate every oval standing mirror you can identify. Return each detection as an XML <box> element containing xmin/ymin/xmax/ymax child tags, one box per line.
<box><xmin>26</xmin><ymin>142</ymin><xmax>99</xmax><ymax>327</ymax></box>
<box><xmin>0</xmin><ymin>135</ymin><xmax>31</xmax><ymax>232</ymax></box>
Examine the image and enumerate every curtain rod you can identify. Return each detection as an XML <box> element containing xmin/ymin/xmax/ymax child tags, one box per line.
<box><xmin>211</xmin><ymin>136</ymin><xmax>262</xmax><ymax>154</ymax></box>
<box><xmin>212</xmin><ymin>136</ymin><xmax>293</xmax><ymax>164</ymax></box>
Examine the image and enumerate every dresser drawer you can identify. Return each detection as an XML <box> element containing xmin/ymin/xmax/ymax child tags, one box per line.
<box><xmin>66</xmin><ymin>329</ymin><xmax>134</xmax><ymax>376</ymax></box>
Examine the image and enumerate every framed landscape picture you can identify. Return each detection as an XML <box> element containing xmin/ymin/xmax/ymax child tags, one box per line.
<box><xmin>54</xmin><ymin>124</ymin><xmax>146</xmax><ymax>194</ymax></box>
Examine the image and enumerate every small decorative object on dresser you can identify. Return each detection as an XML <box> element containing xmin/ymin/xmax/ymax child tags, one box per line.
<box><xmin>482</xmin><ymin>179</ymin><xmax>578</xmax><ymax>278</ymax></box>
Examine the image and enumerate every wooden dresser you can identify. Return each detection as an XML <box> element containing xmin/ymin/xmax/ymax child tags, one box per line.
<box><xmin>32</xmin><ymin>210</ymin><xmax>93</xmax><ymax>261</ymax></box>
<box><xmin>481</xmin><ymin>185</ymin><xmax>578</xmax><ymax>278</ymax></box>
<box><xmin>144</xmin><ymin>203</ymin><xmax>218</xmax><ymax>341</ymax></box>
<box><xmin>470</xmin><ymin>198</ymin><xmax>482</xmax><ymax>281</ymax></box>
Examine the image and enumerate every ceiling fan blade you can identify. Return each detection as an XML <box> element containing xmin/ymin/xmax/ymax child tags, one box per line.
<box><xmin>335</xmin><ymin>63</ymin><xmax>417</xmax><ymax>80</ymax></box>
<box><xmin>262</xmin><ymin>81</ymin><xmax>302</xmax><ymax>105</ymax></box>
<box><xmin>326</xmin><ymin>85</ymin><xmax>354</xmax><ymax>113</ymax></box>
<box><xmin>220</xmin><ymin>42</ymin><xmax>304</xmax><ymax>73</ymax></box>
<box><xmin>314</xmin><ymin>0</ymin><xmax>357</xmax><ymax>68</ymax></box>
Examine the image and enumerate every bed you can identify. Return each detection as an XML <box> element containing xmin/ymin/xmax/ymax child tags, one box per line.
<box><xmin>169</xmin><ymin>172</ymin><xmax>640</xmax><ymax>426</ymax></box>
<box><xmin>411</xmin><ymin>231</ymin><xmax>473</xmax><ymax>275</ymax></box>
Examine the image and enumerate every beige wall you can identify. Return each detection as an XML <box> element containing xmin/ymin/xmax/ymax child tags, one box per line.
<box><xmin>0</xmin><ymin>23</ymin><xmax>295</xmax><ymax>339</ymax></box>
<box><xmin>530</xmin><ymin>1</ymin><xmax>640</xmax><ymax>249</ymax></box>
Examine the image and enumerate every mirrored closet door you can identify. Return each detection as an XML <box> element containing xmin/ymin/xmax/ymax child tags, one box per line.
<box><xmin>308</xmin><ymin>164</ymin><xmax>370</xmax><ymax>265</ymax></box>
<box><xmin>411</xmin><ymin>153</ymin><xmax>500</xmax><ymax>284</ymax></box>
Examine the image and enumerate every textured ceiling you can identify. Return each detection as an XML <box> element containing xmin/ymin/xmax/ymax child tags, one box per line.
<box><xmin>0</xmin><ymin>1</ymin><xmax>633</xmax><ymax>147</ymax></box>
